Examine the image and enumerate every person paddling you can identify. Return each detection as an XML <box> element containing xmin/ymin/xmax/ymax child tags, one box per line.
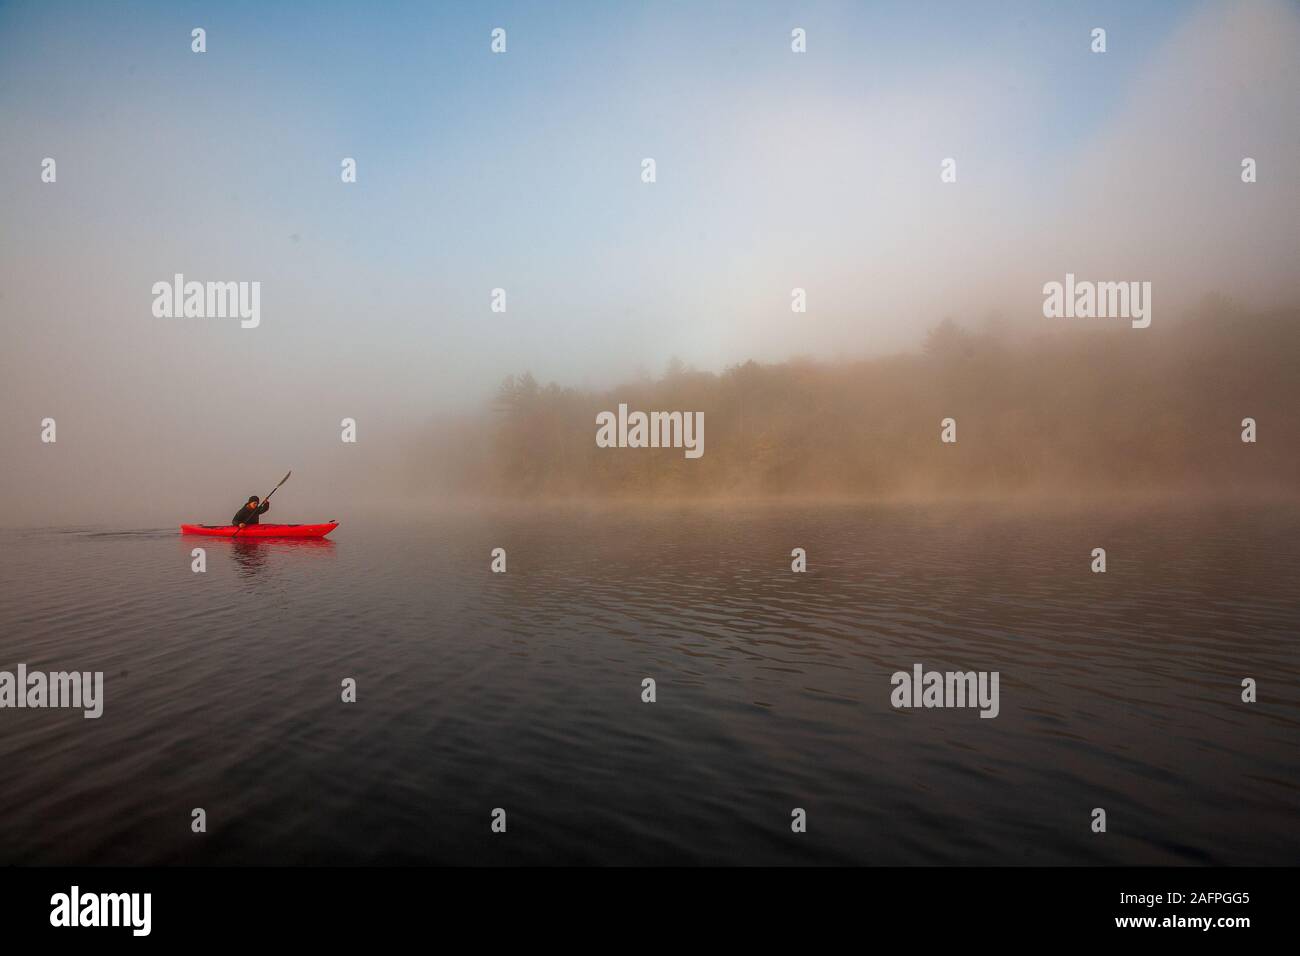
<box><xmin>231</xmin><ymin>495</ymin><xmax>270</xmax><ymax>528</ymax></box>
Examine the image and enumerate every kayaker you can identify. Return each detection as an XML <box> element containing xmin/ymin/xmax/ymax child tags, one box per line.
<box><xmin>231</xmin><ymin>495</ymin><xmax>271</xmax><ymax>527</ymax></box>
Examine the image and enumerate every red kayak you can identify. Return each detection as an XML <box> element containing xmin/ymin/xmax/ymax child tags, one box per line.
<box><xmin>180</xmin><ymin>522</ymin><xmax>339</xmax><ymax>538</ymax></box>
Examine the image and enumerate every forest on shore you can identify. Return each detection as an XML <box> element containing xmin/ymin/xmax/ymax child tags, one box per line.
<box><xmin>411</xmin><ymin>307</ymin><xmax>1299</xmax><ymax>500</ymax></box>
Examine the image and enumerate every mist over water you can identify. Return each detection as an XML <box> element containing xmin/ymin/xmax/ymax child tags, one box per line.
<box><xmin>2</xmin><ymin>1</ymin><xmax>1298</xmax><ymax>524</ymax></box>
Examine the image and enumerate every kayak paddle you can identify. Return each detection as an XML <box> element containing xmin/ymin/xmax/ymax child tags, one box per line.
<box><xmin>233</xmin><ymin>470</ymin><xmax>292</xmax><ymax>537</ymax></box>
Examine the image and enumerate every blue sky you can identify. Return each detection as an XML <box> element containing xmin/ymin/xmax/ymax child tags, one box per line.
<box><xmin>0</xmin><ymin>1</ymin><xmax>1196</xmax><ymax>286</ymax></box>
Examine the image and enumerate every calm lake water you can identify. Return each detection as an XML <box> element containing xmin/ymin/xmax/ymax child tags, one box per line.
<box><xmin>0</xmin><ymin>502</ymin><xmax>1296</xmax><ymax>865</ymax></box>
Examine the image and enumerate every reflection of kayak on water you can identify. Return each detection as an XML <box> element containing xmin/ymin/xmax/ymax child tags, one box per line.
<box><xmin>180</xmin><ymin>522</ymin><xmax>339</xmax><ymax>539</ymax></box>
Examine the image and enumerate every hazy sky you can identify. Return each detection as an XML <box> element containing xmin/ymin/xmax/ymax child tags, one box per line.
<box><xmin>1</xmin><ymin>0</ymin><xmax>1297</xmax><ymax>522</ymax></box>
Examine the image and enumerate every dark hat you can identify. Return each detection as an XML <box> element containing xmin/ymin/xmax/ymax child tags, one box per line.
<box><xmin>248</xmin><ymin>496</ymin><xmax>260</xmax><ymax>503</ymax></box>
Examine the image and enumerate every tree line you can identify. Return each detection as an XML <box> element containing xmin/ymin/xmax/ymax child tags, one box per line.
<box><xmin>412</xmin><ymin>307</ymin><xmax>1299</xmax><ymax>500</ymax></box>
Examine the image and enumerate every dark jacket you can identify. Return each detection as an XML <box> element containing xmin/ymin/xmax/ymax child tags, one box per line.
<box><xmin>231</xmin><ymin>501</ymin><xmax>270</xmax><ymax>525</ymax></box>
